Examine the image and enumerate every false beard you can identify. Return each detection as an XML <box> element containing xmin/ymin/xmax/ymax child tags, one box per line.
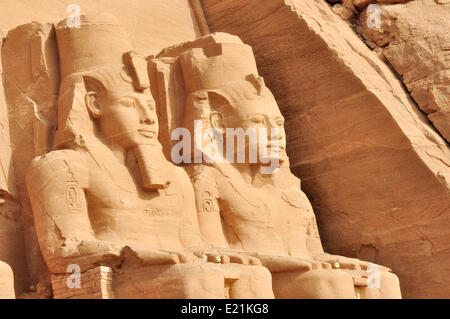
<box><xmin>127</xmin><ymin>142</ymin><xmax>172</xmax><ymax>191</ymax></box>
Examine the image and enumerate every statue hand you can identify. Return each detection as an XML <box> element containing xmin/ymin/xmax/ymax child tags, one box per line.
<box><xmin>248</xmin><ymin>254</ymin><xmax>328</xmax><ymax>273</ymax></box>
<box><xmin>75</xmin><ymin>240</ymin><xmax>122</xmax><ymax>257</ymax></box>
<box><xmin>122</xmin><ymin>246</ymin><xmax>180</xmax><ymax>266</ymax></box>
<box><xmin>314</xmin><ymin>253</ymin><xmax>391</xmax><ymax>272</ymax></box>
<box><xmin>160</xmin><ymin>250</ymin><xmax>199</xmax><ymax>264</ymax></box>
<box><xmin>187</xmin><ymin>247</ymin><xmax>262</xmax><ymax>265</ymax></box>
<box><xmin>51</xmin><ymin>240</ymin><xmax>123</xmax><ymax>272</ymax></box>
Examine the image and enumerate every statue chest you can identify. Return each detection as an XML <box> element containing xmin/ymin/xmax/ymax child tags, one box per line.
<box><xmin>85</xmin><ymin>166</ymin><xmax>185</xmax><ymax>241</ymax></box>
<box><xmin>218</xmin><ymin>178</ymin><xmax>312</xmax><ymax>229</ymax></box>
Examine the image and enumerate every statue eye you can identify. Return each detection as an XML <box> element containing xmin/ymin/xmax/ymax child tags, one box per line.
<box><xmin>120</xmin><ymin>98</ymin><xmax>135</xmax><ymax>108</ymax></box>
<box><xmin>276</xmin><ymin>118</ymin><xmax>285</xmax><ymax>126</ymax></box>
<box><xmin>250</xmin><ymin>116</ymin><xmax>265</xmax><ymax>124</ymax></box>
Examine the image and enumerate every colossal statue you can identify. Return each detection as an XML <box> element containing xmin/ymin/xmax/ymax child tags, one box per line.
<box><xmin>157</xmin><ymin>33</ymin><xmax>402</xmax><ymax>299</ymax></box>
<box><xmin>22</xmin><ymin>12</ymin><xmax>401</xmax><ymax>299</ymax></box>
<box><xmin>26</xmin><ymin>15</ymin><xmax>273</xmax><ymax>299</ymax></box>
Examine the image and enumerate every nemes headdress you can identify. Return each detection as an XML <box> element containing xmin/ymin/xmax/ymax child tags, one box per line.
<box><xmin>157</xmin><ymin>33</ymin><xmax>274</xmax><ymax>135</ymax></box>
<box><xmin>160</xmin><ymin>33</ymin><xmax>272</xmax><ymax>107</ymax></box>
<box><xmin>53</xmin><ymin>14</ymin><xmax>149</xmax><ymax>149</ymax></box>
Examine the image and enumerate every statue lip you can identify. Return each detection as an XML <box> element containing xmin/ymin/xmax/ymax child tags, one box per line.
<box><xmin>137</xmin><ymin>128</ymin><xmax>156</xmax><ymax>138</ymax></box>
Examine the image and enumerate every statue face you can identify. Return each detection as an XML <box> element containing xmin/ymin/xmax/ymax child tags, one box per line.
<box><xmin>98</xmin><ymin>87</ymin><xmax>159</xmax><ymax>150</ymax></box>
<box><xmin>225</xmin><ymin>94</ymin><xmax>286</xmax><ymax>164</ymax></box>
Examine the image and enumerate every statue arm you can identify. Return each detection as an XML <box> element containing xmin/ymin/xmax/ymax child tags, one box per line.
<box><xmin>26</xmin><ymin>151</ymin><xmax>122</xmax><ymax>274</ymax></box>
<box><xmin>305</xmin><ymin>213</ymin><xmax>326</xmax><ymax>256</ymax></box>
<box><xmin>176</xmin><ymin>167</ymin><xmax>205</xmax><ymax>248</ymax></box>
<box><xmin>161</xmin><ymin>167</ymin><xmax>263</xmax><ymax>265</ymax></box>
<box><xmin>191</xmin><ymin>171</ymin><xmax>228</xmax><ymax>248</ymax></box>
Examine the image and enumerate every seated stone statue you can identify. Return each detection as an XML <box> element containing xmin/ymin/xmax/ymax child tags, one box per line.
<box><xmin>165</xmin><ymin>33</ymin><xmax>402</xmax><ymax>299</ymax></box>
<box><xmin>26</xmin><ymin>15</ymin><xmax>273</xmax><ymax>299</ymax></box>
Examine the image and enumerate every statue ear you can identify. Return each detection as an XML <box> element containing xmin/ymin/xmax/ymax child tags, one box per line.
<box><xmin>210</xmin><ymin>111</ymin><xmax>225</xmax><ymax>134</ymax></box>
<box><xmin>85</xmin><ymin>91</ymin><xmax>102</xmax><ymax>119</ymax></box>
<box><xmin>207</xmin><ymin>91</ymin><xmax>231</xmax><ymax>134</ymax></box>
<box><xmin>83</xmin><ymin>75</ymin><xmax>104</xmax><ymax>119</ymax></box>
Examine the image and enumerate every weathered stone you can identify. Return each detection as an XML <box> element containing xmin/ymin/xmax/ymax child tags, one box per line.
<box><xmin>2</xmin><ymin>22</ymin><xmax>60</xmax><ymax>293</ymax></box>
<box><xmin>353</xmin><ymin>0</ymin><xmax>375</xmax><ymax>9</ymax></box>
<box><xmin>361</xmin><ymin>0</ymin><xmax>450</xmax><ymax>143</ymax></box>
<box><xmin>0</xmin><ymin>0</ymin><xmax>200</xmax><ymax>55</ymax></box>
<box><xmin>333</xmin><ymin>4</ymin><xmax>355</xmax><ymax>20</ymax></box>
<box><xmin>0</xmin><ymin>29</ymin><xmax>30</xmax><ymax>296</ymax></box>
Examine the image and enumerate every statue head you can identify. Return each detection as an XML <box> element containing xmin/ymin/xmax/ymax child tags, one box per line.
<box><xmin>53</xmin><ymin>14</ymin><xmax>156</xmax><ymax>152</ymax></box>
<box><xmin>53</xmin><ymin>14</ymin><xmax>169</xmax><ymax>190</ymax></box>
<box><xmin>177</xmin><ymin>35</ymin><xmax>286</xmax><ymax>170</ymax></box>
<box><xmin>81</xmin><ymin>67</ymin><xmax>158</xmax><ymax>150</ymax></box>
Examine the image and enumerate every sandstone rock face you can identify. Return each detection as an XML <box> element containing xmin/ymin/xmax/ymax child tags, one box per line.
<box><xmin>201</xmin><ymin>0</ymin><xmax>450</xmax><ymax>298</ymax></box>
<box><xmin>2</xmin><ymin>22</ymin><xmax>61</xmax><ymax>294</ymax></box>
<box><xmin>0</xmin><ymin>29</ymin><xmax>30</xmax><ymax>295</ymax></box>
<box><xmin>0</xmin><ymin>0</ymin><xmax>200</xmax><ymax>55</ymax></box>
<box><xmin>0</xmin><ymin>31</ymin><xmax>10</xmax><ymax>195</ymax></box>
<box><xmin>360</xmin><ymin>0</ymin><xmax>450</xmax><ymax>143</ymax></box>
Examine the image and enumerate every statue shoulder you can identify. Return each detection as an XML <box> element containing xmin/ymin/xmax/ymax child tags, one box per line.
<box><xmin>171</xmin><ymin>165</ymin><xmax>192</xmax><ymax>188</ymax></box>
<box><xmin>189</xmin><ymin>165</ymin><xmax>221</xmax><ymax>184</ymax></box>
<box><xmin>187</xmin><ymin>165</ymin><xmax>221</xmax><ymax>199</ymax></box>
<box><xmin>27</xmin><ymin>150</ymin><xmax>89</xmax><ymax>189</ymax></box>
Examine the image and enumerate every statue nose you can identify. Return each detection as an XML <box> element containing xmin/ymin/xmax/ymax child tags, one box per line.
<box><xmin>139</xmin><ymin>105</ymin><xmax>156</xmax><ymax>125</ymax></box>
<box><xmin>267</xmin><ymin>127</ymin><xmax>282</xmax><ymax>140</ymax></box>
<box><xmin>140</xmin><ymin>116</ymin><xmax>155</xmax><ymax>125</ymax></box>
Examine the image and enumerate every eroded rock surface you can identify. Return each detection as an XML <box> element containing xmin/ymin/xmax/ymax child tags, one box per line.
<box><xmin>2</xmin><ymin>22</ymin><xmax>61</xmax><ymax>296</ymax></box>
<box><xmin>0</xmin><ymin>0</ymin><xmax>200</xmax><ymax>55</ymax></box>
<box><xmin>359</xmin><ymin>0</ymin><xmax>450</xmax><ymax>142</ymax></box>
<box><xmin>0</xmin><ymin>29</ymin><xmax>30</xmax><ymax>296</ymax></box>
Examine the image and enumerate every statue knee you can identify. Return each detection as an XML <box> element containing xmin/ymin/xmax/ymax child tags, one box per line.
<box><xmin>179</xmin><ymin>263</ymin><xmax>230</xmax><ymax>298</ymax></box>
<box><xmin>358</xmin><ymin>271</ymin><xmax>401</xmax><ymax>299</ymax></box>
<box><xmin>273</xmin><ymin>269</ymin><xmax>356</xmax><ymax>299</ymax></box>
<box><xmin>113</xmin><ymin>263</ymin><xmax>226</xmax><ymax>298</ymax></box>
<box><xmin>0</xmin><ymin>261</ymin><xmax>12</xmax><ymax>274</ymax></box>
<box><xmin>180</xmin><ymin>264</ymin><xmax>275</xmax><ymax>299</ymax></box>
<box><xmin>0</xmin><ymin>261</ymin><xmax>15</xmax><ymax>299</ymax></box>
<box><xmin>229</xmin><ymin>265</ymin><xmax>274</xmax><ymax>299</ymax></box>
<box><xmin>379</xmin><ymin>272</ymin><xmax>401</xmax><ymax>298</ymax></box>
